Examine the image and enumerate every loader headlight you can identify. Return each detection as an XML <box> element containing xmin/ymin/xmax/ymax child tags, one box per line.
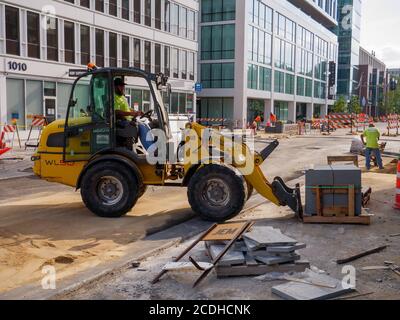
<box><xmin>31</xmin><ymin>156</ymin><xmax>41</xmax><ymax>161</ymax></box>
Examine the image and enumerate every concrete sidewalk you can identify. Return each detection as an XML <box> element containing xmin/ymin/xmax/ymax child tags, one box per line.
<box><xmin>0</xmin><ymin>147</ymin><xmax>35</xmax><ymax>180</ymax></box>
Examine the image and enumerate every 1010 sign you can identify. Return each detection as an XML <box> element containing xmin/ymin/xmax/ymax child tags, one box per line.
<box><xmin>8</xmin><ymin>61</ymin><xmax>28</xmax><ymax>72</ymax></box>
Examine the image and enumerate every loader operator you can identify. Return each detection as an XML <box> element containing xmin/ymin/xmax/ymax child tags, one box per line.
<box><xmin>114</xmin><ymin>77</ymin><xmax>143</xmax><ymax>150</ymax></box>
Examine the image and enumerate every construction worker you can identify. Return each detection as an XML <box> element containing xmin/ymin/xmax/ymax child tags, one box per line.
<box><xmin>361</xmin><ymin>123</ymin><xmax>384</xmax><ymax>170</ymax></box>
<box><xmin>114</xmin><ymin>78</ymin><xmax>143</xmax><ymax>150</ymax></box>
<box><xmin>114</xmin><ymin>78</ymin><xmax>143</xmax><ymax>121</ymax></box>
<box><xmin>270</xmin><ymin>112</ymin><xmax>277</xmax><ymax>127</ymax></box>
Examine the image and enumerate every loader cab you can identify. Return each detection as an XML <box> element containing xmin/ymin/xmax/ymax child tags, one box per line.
<box><xmin>63</xmin><ymin>66</ymin><xmax>171</xmax><ymax>162</ymax></box>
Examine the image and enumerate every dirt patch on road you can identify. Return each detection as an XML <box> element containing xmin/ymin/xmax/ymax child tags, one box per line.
<box><xmin>0</xmin><ymin>185</ymin><xmax>193</xmax><ymax>294</ymax></box>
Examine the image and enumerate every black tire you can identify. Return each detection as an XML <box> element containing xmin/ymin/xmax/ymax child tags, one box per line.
<box><xmin>187</xmin><ymin>164</ymin><xmax>247</xmax><ymax>222</ymax></box>
<box><xmin>81</xmin><ymin>161</ymin><xmax>140</xmax><ymax>218</ymax></box>
<box><xmin>246</xmin><ymin>181</ymin><xmax>254</xmax><ymax>201</ymax></box>
<box><xmin>138</xmin><ymin>185</ymin><xmax>148</xmax><ymax>199</ymax></box>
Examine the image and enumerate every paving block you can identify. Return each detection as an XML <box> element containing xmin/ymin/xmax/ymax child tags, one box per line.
<box><xmin>208</xmin><ymin>245</ymin><xmax>245</xmax><ymax>266</ymax></box>
<box><xmin>272</xmin><ymin>269</ymin><xmax>355</xmax><ymax>300</ymax></box>
<box><xmin>266</xmin><ymin>243</ymin><xmax>307</xmax><ymax>253</ymax></box>
<box><xmin>243</xmin><ymin>226</ymin><xmax>298</xmax><ymax>247</ymax></box>
<box><xmin>255</xmin><ymin>254</ymin><xmax>300</xmax><ymax>266</ymax></box>
<box><xmin>305</xmin><ymin>166</ymin><xmax>334</xmax><ymax>216</ymax></box>
<box><xmin>244</xmin><ymin>237</ymin><xmax>263</xmax><ymax>252</ymax></box>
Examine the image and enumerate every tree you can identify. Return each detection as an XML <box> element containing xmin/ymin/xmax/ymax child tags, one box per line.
<box><xmin>333</xmin><ymin>96</ymin><xmax>347</xmax><ymax>113</ymax></box>
<box><xmin>348</xmin><ymin>95</ymin><xmax>362</xmax><ymax>114</ymax></box>
<box><xmin>384</xmin><ymin>76</ymin><xmax>400</xmax><ymax>115</ymax></box>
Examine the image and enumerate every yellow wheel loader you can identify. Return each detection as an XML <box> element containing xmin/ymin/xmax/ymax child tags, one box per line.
<box><xmin>32</xmin><ymin>65</ymin><xmax>302</xmax><ymax>222</ymax></box>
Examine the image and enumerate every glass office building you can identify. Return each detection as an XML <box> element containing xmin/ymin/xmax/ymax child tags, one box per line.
<box><xmin>0</xmin><ymin>0</ymin><xmax>198</xmax><ymax>133</ymax></box>
<box><xmin>334</xmin><ymin>0</ymin><xmax>362</xmax><ymax>100</ymax></box>
<box><xmin>197</xmin><ymin>0</ymin><xmax>338</xmax><ymax>128</ymax></box>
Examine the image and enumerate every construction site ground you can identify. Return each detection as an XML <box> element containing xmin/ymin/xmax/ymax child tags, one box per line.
<box><xmin>1</xmin><ymin>125</ymin><xmax>399</xmax><ymax>300</ymax></box>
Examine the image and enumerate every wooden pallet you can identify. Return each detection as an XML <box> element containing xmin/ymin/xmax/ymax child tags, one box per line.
<box><xmin>303</xmin><ymin>184</ymin><xmax>372</xmax><ymax>225</ymax></box>
<box><xmin>327</xmin><ymin>155</ymin><xmax>359</xmax><ymax>167</ymax></box>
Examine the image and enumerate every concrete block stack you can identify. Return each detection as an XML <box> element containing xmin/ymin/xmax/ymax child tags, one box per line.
<box><xmin>205</xmin><ymin>226</ymin><xmax>309</xmax><ymax>277</ymax></box>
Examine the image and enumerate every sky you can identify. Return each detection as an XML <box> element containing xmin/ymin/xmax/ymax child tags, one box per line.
<box><xmin>360</xmin><ymin>0</ymin><xmax>400</xmax><ymax>68</ymax></box>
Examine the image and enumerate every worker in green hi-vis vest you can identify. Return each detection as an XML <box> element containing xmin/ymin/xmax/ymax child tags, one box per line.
<box><xmin>114</xmin><ymin>77</ymin><xmax>143</xmax><ymax>150</ymax></box>
<box><xmin>361</xmin><ymin>123</ymin><xmax>384</xmax><ymax>170</ymax></box>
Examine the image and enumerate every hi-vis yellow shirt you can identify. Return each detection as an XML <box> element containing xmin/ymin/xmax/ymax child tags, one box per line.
<box><xmin>114</xmin><ymin>94</ymin><xmax>132</xmax><ymax>121</ymax></box>
<box><xmin>363</xmin><ymin>127</ymin><xmax>380</xmax><ymax>149</ymax></box>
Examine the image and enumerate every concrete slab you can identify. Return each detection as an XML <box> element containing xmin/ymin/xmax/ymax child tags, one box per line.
<box><xmin>243</xmin><ymin>226</ymin><xmax>298</xmax><ymax>247</ymax></box>
<box><xmin>208</xmin><ymin>245</ymin><xmax>246</xmax><ymax>266</ymax></box>
<box><xmin>255</xmin><ymin>254</ymin><xmax>300</xmax><ymax>266</ymax></box>
<box><xmin>244</xmin><ymin>237</ymin><xmax>262</xmax><ymax>251</ymax></box>
<box><xmin>266</xmin><ymin>243</ymin><xmax>307</xmax><ymax>253</ymax></box>
<box><xmin>272</xmin><ymin>269</ymin><xmax>355</xmax><ymax>300</ymax></box>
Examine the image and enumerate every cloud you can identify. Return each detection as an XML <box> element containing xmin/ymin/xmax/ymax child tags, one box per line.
<box><xmin>379</xmin><ymin>47</ymin><xmax>400</xmax><ymax>68</ymax></box>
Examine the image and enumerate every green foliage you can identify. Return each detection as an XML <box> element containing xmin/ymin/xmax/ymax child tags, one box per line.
<box><xmin>333</xmin><ymin>96</ymin><xmax>347</xmax><ymax>113</ymax></box>
<box><xmin>348</xmin><ymin>95</ymin><xmax>362</xmax><ymax>114</ymax></box>
<box><xmin>383</xmin><ymin>77</ymin><xmax>400</xmax><ymax>114</ymax></box>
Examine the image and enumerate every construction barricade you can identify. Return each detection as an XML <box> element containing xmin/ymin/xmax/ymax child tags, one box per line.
<box><xmin>25</xmin><ymin>115</ymin><xmax>47</xmax><ymax>150</ymax></box>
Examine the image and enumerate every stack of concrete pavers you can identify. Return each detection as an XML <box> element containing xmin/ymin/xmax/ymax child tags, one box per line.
<box><xmin>243</xmin><ymin>226</ymin><xmax>306</xmax><ymax>266</ymax></box>
<box><xmin>205</xmin><ymin>226</ymin><xmax>308</xmax><ymax>276</ymax></box>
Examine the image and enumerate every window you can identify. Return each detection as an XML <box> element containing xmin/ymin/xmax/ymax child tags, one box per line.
<box><xmin>95</xmin><ymin>0</ymin><xmax>104</xmax><ymax>12</ymax></box>
<box><xmin>171</xmin><ymin>4</ymin><xmax>179</xmax><ymax>35</ymax></box>
<box><xmin>144</xmin><ymin>0</ymin><xmax>152</xmax><ymax>27</ymax></box>
<box><xmin>201</xmin><ymin>63</ymin><xmax>235</xmax><ymax>88</ymax></box>
<box><xmin>274</xmin><ymin>71</ymin><xmax>284</xmax><ymax>93</ymax></box>
<box><xmin>122</xmin><ymin>0</ymin><xmax>129</xmax><ymax>20</ymax></box>
<box><xmin>155</xmin><ymin>44</ymin><xmax>161</xmax><ymax>73</ymax></box>
<box><xmin>202</xmin><ymin>0</ymin><xmax>236</xmax><ymax>22</ymax></box>
<box><xmin>172</xmin><ymin>48</ymin><xmax>179</xmax><ymax>78</ymax></box>
<box><xmin>155</xmin><ymin>0</ymin><xmax>161</xmax><ymax>29</ymax></box>
<box><xmin>80</xmin><ymin>0</ymin><xmax>90</xmax><ymax>9</ymax></box>
<box><xmin>109</xmin><ymin>0</ymin><xmax>117</xmax><ymax>16</ymax></box>
<box><xmin>5</xmin><ymin>6</ymin><xmax>20</xmax><ymax>56</ymax></box>
<box><xmin>96</xmin><ymin>29</ymin><xmax>105</xmax><ymax>67</ymax></box>
<box><xmin>134</xmin><ymin>39</ymin><xmax>141</xmax><ymax>68</ymax></box>
<box><xmin>201</xmin><ymin>24</ymin><xmax>235</xmax><ymax>60</ymax></box>
<box><xmin>164</xmin><ymin>46</ymin><xmax>170</xmax><ymax>77</ymax></box>
<box><xmin>285</xmin><ymin>74</ymin><xmax>294</xmax><ymax>94</ymax></box>
<box><xmin>47</xmin><ymin>17</ymin><xmax>58</xmax><ymax>61</ymax></box>
<box><xmin>187</xmin><ymin>11</ymin><xmax>195</xmax><ymax>40</ymax></box>
<box><xmin>180</xmin><ymin>7</ymin><xmax>187</xmax><ymax>38</ymax></box>
<box><xmin>164</xmin><ymin>1</ymin><xmax>170</xmax><ymax>32</ymax></box>
<box><xmin>297</xmin><ymin>77</ymin><xmax>305</xmax><ymax>96</ymax></box>
<box><xmin>109</xmin><ymin>32</ymin><xmax>117</xmax><ymax>67</ymax></box>
<box><xmin>64</xmin><ymin>21</ymin><xmax>75</xmax><ymax>64</ymax></box>
<box><xmin>27</xmin><ymin>12</ymin><xmax>40</xmax><ymax>59</ymax></box>
<box><xmin>134</xmin><ymin>0</ymin><xmax>141</xmax><ymax>23</ymax></box>
<box><xmin>247</xmin><ymin>64</ymin><xmax>258</xmax><ymax>90</ymax></box>
<box><xmin>188</xmin><ymin>52</ymin><xmax>195</xmax><ymax>80</ymax></box>
<box><xmin>80</xmin><ymin>25</ymin><xmax>90</xmax><ymax>65</ymax></box>
<box><xmin>259</xmin><ymin>67</ymin><xmax>272</xmax><ymax>91</ymax></box>
<box><xmin>122</xmin><ymin>36</ymin><xmax>130</xmax><ymax>68</ymax></box>
<box><xmin>181</xmin><ymin>50</ymin><xmax>187</xmax><ymax>79</ymax></box>
<box><xmin>144</xmin><ymin>41</ymin><xmax>151</xmax><ymax>72</ymax></box>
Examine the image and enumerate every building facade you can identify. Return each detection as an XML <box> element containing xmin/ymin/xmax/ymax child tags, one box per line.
<box><xmin>388</xmin><ymin>68</ymin><xmax>400</xmax><ymax>79</ymax></box>
<box><xmin>197</xmin><ymin>0</ymin><xmax>338</xmax><ymax>128</ymax></box>
<box><xmin>0</xmin><ymin>0</ymin><xmax>199</xmax><ymax>132</ymax></box>
<box><xmin>334</xmin><ymin>0</ymin><xmax>361</xmax><ymax>100</ymax></box>
<box><xmin>358</xmin><ymin>47</ymin><xmax>387</xmax><ymax>117</ymax></box>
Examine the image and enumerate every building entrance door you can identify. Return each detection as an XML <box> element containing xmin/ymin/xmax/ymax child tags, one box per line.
<box><xmin>45</xmin><ymin>98</ymin><xmax>56</xmax><ymax>123</ymax></box>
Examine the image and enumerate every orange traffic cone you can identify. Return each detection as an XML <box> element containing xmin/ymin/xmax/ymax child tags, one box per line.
<box><xmin>395</xmin><ymin>159</ymin><xmax>400</xmax><ymax>210</ymax></box>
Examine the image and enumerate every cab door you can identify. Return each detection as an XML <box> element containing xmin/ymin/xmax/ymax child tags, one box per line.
<box><xmin>64</xmin><ymin>72</ymin><xmax>113</xmax><ymax>162</ymax></box>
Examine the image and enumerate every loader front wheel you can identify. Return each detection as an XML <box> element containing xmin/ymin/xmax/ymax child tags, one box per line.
<box><xmin>188</xmin><ymin>164</ymin><xmax>247</xmax><ymax>222</ymax></box>
<box><xmin>81</xmin><ymin>161</ymin><xmax>139</xmax><ymax>218</ymax></box>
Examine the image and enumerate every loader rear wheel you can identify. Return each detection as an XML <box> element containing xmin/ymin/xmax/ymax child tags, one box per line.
<box><xmin>81</xmin><ymin>161</ymin><xmax>139</xmax><ymax>218</ymax></box>
<box><xmin>188</xmin><ymin>164</ymin><xmax>247</xmax><ymax>222</ymax></box>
